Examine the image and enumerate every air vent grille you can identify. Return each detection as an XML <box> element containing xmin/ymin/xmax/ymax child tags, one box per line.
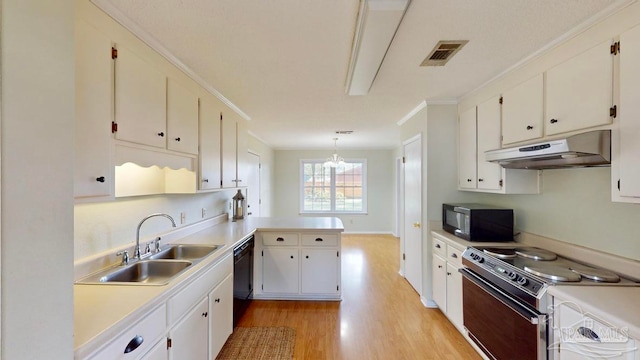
<box><xmin>421</xmin><ymin>40</ymin><xmax>469</xmax><ymax>67</ymax></box>
<box><xmin>335</xmin><ymin>130</ymin><xmax>353</xmax><ymax>135</ymax></box>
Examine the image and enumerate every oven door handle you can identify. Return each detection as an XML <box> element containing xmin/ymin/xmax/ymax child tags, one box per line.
<box><xmin>459</xmin><ymin>268</ymin><xmax>545</xmax><ymax>325</ymax></box>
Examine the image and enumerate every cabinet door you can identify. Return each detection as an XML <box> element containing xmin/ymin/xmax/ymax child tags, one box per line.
<box><xmin>167</xmin><ymin>78</ymin><xmax>198</xmax><ymax>155</ymax></box>
<box><xmin>168</xmin><ymin>297</ymin><xmax>208</xmax><ymax>360</ymax></box>
<box><xmin>458</xmin><ymin>107</ymin><xmax>477</xmax><ymax>189</ymax></box>
<box><xmin>476</xmin><ymin>95</ymin><xmax>503</xmax><ymax>190</ymax></box>
<box><xmin>618</xmin><ymin>25</ymin><xmax>640</xmax><ymax>199</ymax></box>
<box><xmin>301</xmin><ymin>249</ymin><xmax>339</xmax><ymax>294</ymax></box>
<box><xmin>446</xmin><ymin>263</ymin><xmax>463</xmax><ymax>331</ymax></box>
<box><xmin>546</xmin><ymin>40</ymin><xmax>613</xmax><ymax>135</ymax></box>
<box><xmin>236</xmin><ymin>116</ymin><xmax>249</xmax><ymax>186</ymax></box>
<box><xmin>262</xmin><ymin>248</ymin><xmax>299</xmax><ymax>294</ymax></box>
<box><xmin>114</xmin><ymin>44</ymin><xmax>166</xmax><ymax>148</ymax></box>
<box><xmin>209</xmin><ymin>274</ymin><xmax>233</xmax><ymax>358</ymax></box>
<box><xmin>140</xmin><ymin>339</ymin><xmax>168</xmax><ymax>360</ymax></box>
<box><xmin>198</xmin><ymin>97</ymin><xmax>222</xmax><ymax>190</ymax></box>
<box><xmin>221</xmin><ymin>110</ymin><xmax>238</xmax><ymax>188</ymax></box>
<box><xmin>432</xmin><ymin>255</ymin><xmax>447</xmax><ymax>311</ymax></box>
<box><xmin>502</xmin><ymin>74</ymin><xmax>544</xmax><ymax>144</ymax></box>
<box><xmin>74</xmin><ymin>20</ymin><xmax>113</xmax><ymax>200</ymax></box>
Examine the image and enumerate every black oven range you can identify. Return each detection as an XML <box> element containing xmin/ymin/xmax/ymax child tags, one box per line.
<box><xmin>459</xmin><ymin>245</ymin><xmax>639</xmax><ymax>360</ymax></box>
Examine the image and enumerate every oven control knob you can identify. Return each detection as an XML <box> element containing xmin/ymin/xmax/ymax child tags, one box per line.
<box><xmin>508</xmin><ymin>272</ymin><xmax>517</xmax><ymax>280</ymax></box>
<box><xmin>476</xmin><ymin>256</ymin><xmax>484</xmax><ymax>263</ymax></box>
<box><xmin>517</xmin><ymin>277</ymin><xmax>528</xmax><ymax>286</ymax></box>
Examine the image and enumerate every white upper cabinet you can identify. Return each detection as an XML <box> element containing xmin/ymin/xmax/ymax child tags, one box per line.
<box><xmin>545</xmin><ymin>40</ymin><xmax>614</xmax><ymax>136</ymax></box>
<box><xmin>199</xmin><ymin>97</ymin><xmax>222</xmax><ymax>190</ymax></box>
<box><xmin>458</xmin><ymin>107</ymin><xmax>477</xmax><ymax>189</ymax></box>
<box><xmin>221</xmin><ymin>110</ymin><xmax>248</xmax><ymax>188</ymax></box>
<box><xmin>501</xmin><ymin>74</ymin><xmax>544</xmax><ymax>145</ymax></box>
<box><xmin>167</xmin><ymin>78</ymin><xmax>199</xmax><ymax>155</ymax></box>
<box><xmin>616</xmin><ymin>24</ymin><xmax>640</xmax><ymax>201</ymax></box>
<box><xmin>476</xmin><ymin>95</ymin><xmax>503</xmax><ymax>190</ymax></box>
<box><xmin>114</xmin><ymin>44</ymin><xmax>167</xmax><ymax>148</ymax></box>
<box><xmin>74</xmin><ymin>20</ymin><xmax>113</xmax><ymax>200</ymax></box>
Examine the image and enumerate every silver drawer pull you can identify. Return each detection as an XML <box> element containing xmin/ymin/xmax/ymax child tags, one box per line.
<box><xmin>578</xmin><ymin>327</ymin><xmax>601</xmax><ymax>342</ymax></box>
<box><xmin>124</xmin><ymin>335</ymin><xmax>144</xmax><ymax>354</ymax></box>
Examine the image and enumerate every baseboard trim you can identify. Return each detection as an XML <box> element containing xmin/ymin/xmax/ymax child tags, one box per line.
<box><xmin>421</xmin><ymin>297</ymin><xmax>438</xmax><ymax>308</ymax></box>
<box><xmin>343</xmin><ymin>231</ymin><xmax>395</xmax><ymax>235</ymax></box>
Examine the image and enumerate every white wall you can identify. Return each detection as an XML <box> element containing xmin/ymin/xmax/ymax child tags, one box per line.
<box><xmin>459</xmin><ymin>2</ymin><xmax>640</xmax><ymax>261</ymax></box>
<box><xmin>75</xmin><ymin>191</ymin><xmax>237</xmax><ymax>260</ymax></box>
<box><xmin>273</xmin><ymin>149</ymin><xmax>395</xmax><ymax>233</ymax></box>
<box><xmin>398</xmin><ymin>104</ymin><xmax>475</xmax><ymax>302</ymax></box>
<box><xmin>1</xmin><ymin>0</ymin><xmax>75</xmax><ymax>358</ymax></box>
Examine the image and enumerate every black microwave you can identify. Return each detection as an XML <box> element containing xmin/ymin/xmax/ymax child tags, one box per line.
<box><xmin>442</xmin><ymin>203</ymin><xmax>514</xmax><ymax>242</ymax></box>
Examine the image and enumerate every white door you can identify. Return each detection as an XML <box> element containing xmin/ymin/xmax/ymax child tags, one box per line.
<box><xmin>403</xmin><ymin>136</ymin><xmax>422</xmax><ymax>294</ymax></box>
<box><xmin>247</xmin><ymin>152</ymin><xmax>261</xmax><ymax>217</ymax></box>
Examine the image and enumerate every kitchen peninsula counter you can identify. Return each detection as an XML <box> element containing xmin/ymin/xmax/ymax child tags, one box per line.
<box><xmin>74</xmin><ymin>216</ymin><xmax>343</xmax><ymax>357</ymax></box>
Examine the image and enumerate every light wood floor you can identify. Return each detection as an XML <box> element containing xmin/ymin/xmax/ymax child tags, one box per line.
<box><xmin>237</xmin><ymin>234</ymin><xmax>481</xmax><ymax>359</ymax></box>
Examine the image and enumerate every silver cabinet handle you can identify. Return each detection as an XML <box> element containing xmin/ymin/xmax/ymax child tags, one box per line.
<box><xmin>578</xmin><ymin>327</ymin><xmax>601</xmax><ymax>342</ymax></box>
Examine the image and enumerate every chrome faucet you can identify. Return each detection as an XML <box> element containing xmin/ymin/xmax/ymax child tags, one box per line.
<box><xmin>135</xmin><ymin>213</ymin><xmax>177</xmax><ymax>259</ymax></box>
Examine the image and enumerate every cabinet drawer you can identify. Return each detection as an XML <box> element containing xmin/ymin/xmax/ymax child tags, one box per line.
<box><xmin>89</xmin><ymin>304</ymin><xmax>166</xmax><ymax>360</ymax></box>
<box><xmin>168</xmin><ymin>253</ymin><xmax>232</xmax><ymax>325</ymax></box>
<box><xmin>433</xmin><ymin>236</ymin><xmax>447</xmax><ymax>258</ymax></box>
<box><xmin>262</xmin><ymin>233</ymin><xmax>299</xmax><ymax>246</ymax></box>
<box><xmin>557</xmin><ymin>304</ymin><xmax>636</xmax><ymax>359</ymax></box>
<box><xmin>446</xmin><ymin>245</ymin><xmax>463</xmax><ymax>268</ymax></box>
<box><xmin>301</xmin><ymin>233</ymin><xmax>338</xmax><ymax>246</ymax></box>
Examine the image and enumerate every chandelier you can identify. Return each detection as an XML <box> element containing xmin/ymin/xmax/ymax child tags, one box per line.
<box><xmin>324</xmin><ymin>138</ymin><xmax>345</xmax><ymax>168</ymax></box>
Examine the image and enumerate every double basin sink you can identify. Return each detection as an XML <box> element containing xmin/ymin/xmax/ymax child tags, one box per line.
<box><xmin>76</xmin><ymin>244</ymin><xmax>220</xmax><ymax>286</ymax></box>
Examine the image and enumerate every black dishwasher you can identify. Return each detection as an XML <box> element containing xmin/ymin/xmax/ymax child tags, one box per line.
<box><xmin>233</xmin><ymin>235</ymin><xmax>254</xmax><ymax>327</ymax></box>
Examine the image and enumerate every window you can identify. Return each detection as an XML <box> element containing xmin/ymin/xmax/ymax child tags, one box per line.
<box><xmin>300</xmin><ymin>159</ymin><xmax>367</xmax><ymax>214</ymax></box>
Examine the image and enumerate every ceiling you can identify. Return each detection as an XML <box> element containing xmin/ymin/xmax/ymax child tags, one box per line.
<box><xmin>97</xmin><ymin>0</ymin><xmax>623</xmax><ymax>150</ymax></box>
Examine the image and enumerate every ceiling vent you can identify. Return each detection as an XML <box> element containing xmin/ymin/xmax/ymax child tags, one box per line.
<box><xmin>420</xmin><ymin>40</ymin><xmax>469</xmax><ymax>67</ymax></box>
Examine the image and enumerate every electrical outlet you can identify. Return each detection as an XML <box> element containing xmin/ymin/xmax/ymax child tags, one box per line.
<box><xmin>201</xmin><ymin>208</ymin><xmax>207</xmax><ymax>218</ymax></box>
<box><xmin>180</xmin><ymin>212</ymin><xmax>186</xmax><ymax>224</ymax></box>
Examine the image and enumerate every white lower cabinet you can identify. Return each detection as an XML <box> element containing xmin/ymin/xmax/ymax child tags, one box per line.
<box><xmin>168</xmin><ymin>298</ymin><xmax>209</xmax><ymax>360</ymax></box>
<box><xmin>209</xmin><ymin>274</ymin><xmax>234</xmax><ymax>357</ymax></box>
<box><xmin>140</xmin><ymin>339</ymin><xmax>168</xmax><ymax>360</ymax></box>
<box><xmin>431</xmin><ymin>232</ymin><xmax>464</xmax><ymax>332</ymax></box>
<box><xmin>262</xmin><ymin>247</ymin><xmax>299</xmax><ymax>294</ymax></box>
<box><xmin>84</xmin><ymin>253</ymin><xmax>233</xmax><ymax>360</ymax></box>
<box><xmin>256</xmin><ymin>231</ymin><xmax>341</xmax><ymax>300</ymax></box>
<box><xmin>301</xmin><ymin>249</ymin><xmax>339</xmax><ymax>294</ymax></box>
<box><xmin>87</xmin><ymin>304</ymin><xmax>166</xmax><ymax>360</ymax></box>
<box><xmin>553</xmin><ymin>302</ymin><xmax>638</xmax><ymax>360</ymax></box>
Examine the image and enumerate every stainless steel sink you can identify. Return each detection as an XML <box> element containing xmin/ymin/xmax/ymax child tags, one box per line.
<box><xmin>148</xmin><ymin>244</ymin><xmax>220</xmax><ymax>260</ymax></box>
<box><xmin>76</xmin><ymin>260</ymin><xmax>192</xmax><ymax>285</ymax></box>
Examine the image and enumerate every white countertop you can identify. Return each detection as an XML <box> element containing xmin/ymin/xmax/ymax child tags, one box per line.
<box><xmin>548</xmin><ymin>286</ymin><xmax>640</xmax><ymax>340</ymax></box>
<box><xmin>431</xmin><ymin>228</ymin><xmax>518</xmax><ymax>248</ymax></box>
<box><xmin>74</xmin><ymin>216</ymin><xmax>343</xmax><ymax>355</ymax></box>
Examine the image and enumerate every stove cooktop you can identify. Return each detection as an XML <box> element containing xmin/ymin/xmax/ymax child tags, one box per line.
<box><xmin>462</xmin><ymin>245</ymin><xmax>639</xmax><ymax>299</ymax></box>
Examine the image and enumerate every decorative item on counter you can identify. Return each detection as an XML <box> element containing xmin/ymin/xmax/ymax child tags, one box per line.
<box><xmin>232</xmin><ymin>189</ymin><xmax>245</xmax><ymax>221</ymax></box>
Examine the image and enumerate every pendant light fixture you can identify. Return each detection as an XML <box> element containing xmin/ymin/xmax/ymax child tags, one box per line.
<box><xmin>324</xmin><ymin>138</ymin><xmax>345</xmax><ymax>168</ymax></box>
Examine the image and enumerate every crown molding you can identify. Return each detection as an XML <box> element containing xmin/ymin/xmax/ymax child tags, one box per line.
<box><xmin>396</xmin><ymin>100</ymin><xmax>426</xmax><ymax>126</ymax></box>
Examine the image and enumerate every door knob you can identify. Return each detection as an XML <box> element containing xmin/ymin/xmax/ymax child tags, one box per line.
<box><xmin>413</xmin><ymin>222</ymin><xmax>421</xmax><ymax>228</ymax></box>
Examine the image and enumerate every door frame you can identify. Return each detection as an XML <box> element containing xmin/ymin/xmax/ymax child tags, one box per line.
<box><xmin>247</xmin><ymin>151</ymin><xmax>261</xmax><ymax>217</ymax></box>
<box><xmin>401</xmin><ymin>134</ymin><xmax>422</xmax><ymax>295</ymax></box>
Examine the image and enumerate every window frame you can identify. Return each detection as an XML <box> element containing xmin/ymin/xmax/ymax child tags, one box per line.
<box><xmin>299</xmin><ymin>158</ymin><xmax>367</xmax><ymax>215</ymax></box>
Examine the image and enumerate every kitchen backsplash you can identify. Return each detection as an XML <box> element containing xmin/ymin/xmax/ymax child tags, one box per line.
<box><xmin>74</xmin><ymin>190</ymin><xmax>236</xmax><ymax>260</ymax></box>
<box><xmin>469</xmin><ymin>167</ymin><xmax>640</xmax><ymax>261</ymax></box>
